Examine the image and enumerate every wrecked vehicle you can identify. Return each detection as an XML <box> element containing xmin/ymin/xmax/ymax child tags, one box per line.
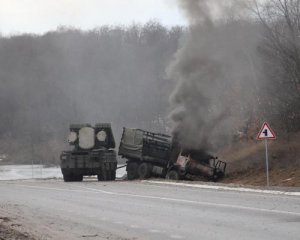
<box><xmin>118</xmin><ymin>127</ymin><xmax>226</xmax><ymax>181</ymax></box>
<box><xmin>166</xmin><ymin>150</ymin><xmax>226</xmax><ymax>181</ymax></box>
<box><xmin>118</xmin><ymin>128</ymin><xmax>172</xmax><ymax>180</ymax></box>
<box><xmin>60</xmin><ymin>123</ymin><xmax>117</xmax><ymax>182</ymax></box>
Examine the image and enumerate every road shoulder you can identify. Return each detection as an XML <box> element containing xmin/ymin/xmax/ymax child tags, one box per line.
<box><xmin>0</xmin><ymin>215</ymin><xmax>35</xmax><ymax>240</ymax></box>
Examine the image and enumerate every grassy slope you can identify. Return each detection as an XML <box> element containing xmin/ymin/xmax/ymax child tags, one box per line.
<box><xmin>218</xmin><ymin>133</ymin><xmax>300</xmax><ymax>187</ymax></box>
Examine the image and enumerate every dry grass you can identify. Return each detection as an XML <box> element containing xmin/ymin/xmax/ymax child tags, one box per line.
<box><xmin>0</xmin><ymin>217</ymin><xmax>35</xmax><ymax>240</ymax></box>
<box><xmin>218</xmin><ymin>133</ymin><xmax>300</xmax><ymax>187</ymax></box>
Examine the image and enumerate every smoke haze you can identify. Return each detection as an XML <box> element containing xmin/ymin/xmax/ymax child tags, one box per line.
<box><xmin>168</xmin><ymin>0</ymin><xmax>261</xmax><ymax>151</ymax></box>
<box><xmin>1</xmin><ymin>0</ymin><xmax>299</xmax><ymax>167</ymax></box>
<box><xmin>0</xmin><ymin>23</ymin><xmax>183</xmax><ymax>164</ymax></box>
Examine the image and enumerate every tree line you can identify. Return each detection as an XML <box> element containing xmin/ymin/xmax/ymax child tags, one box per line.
<box><xmin>0</xmin><ymin>0</ymin><xmax>299</xmax><ymax>164</ymax></box>
<box><xmin>0</xmin><ymin>22</ymin><xmax>182</xmax><ymax>164</ymax></box>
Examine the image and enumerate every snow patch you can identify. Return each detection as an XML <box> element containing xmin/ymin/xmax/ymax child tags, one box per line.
<box><xmin>143</xmin><ymin>180</ymin><xmax>300</xmax><ymax>197</ymax></box>
<box><xmin>0</xmin><ymin>164</ymin><xmax>126</xmax><ymax>181</ymax></box>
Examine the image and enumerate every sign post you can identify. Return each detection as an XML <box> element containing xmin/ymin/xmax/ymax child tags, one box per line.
<box><xmin>264</xmin><ymin>139</ymin><xmax>269</xmax><ymax>186</ymax></box>
<box><xmin>257</xmin><ymin>122</ymin><xmax>276</xmax><ymax>187</ymax></box>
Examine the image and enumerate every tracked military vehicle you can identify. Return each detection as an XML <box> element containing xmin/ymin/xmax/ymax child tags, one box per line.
<box><xmin>60</xmin><ymin>123</ymin><xmax>117</xmax><ymax>182</ymax></box>
<box><xmin>118</xmin><ymin>128</ymin><xmax>226</xmax><ymax>181</ymax></box>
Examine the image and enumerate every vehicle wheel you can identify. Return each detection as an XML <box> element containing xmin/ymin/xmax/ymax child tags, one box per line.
<box><xmin>212</xmin><ymin>171</ymin><xmax>224</xmax><ymax>182</ymax></box>
<box><xmin>137</xmin><ymin>163</ymin><xmax>152</xmax><ymax>179</ymax></box>
<box><xmin>126</xmin><ymin>162</ymin><xmax>138</xmax><ymax>180</ymax></box>
<box><xmin>69</xmin><ymin>175</ymin><xmax>77</xmax><ymax>182</ymax></box>
<box><xmin>166</xmin><ymin>170</ymin><xmax>180</xmax><ymax>180</ymax></box>
<box><xmin>63</xmin><ymin>174</ymin><xmax>71</xmax><ymax>182</ymax></box>
<box><xmin>75</xmin><ymin>175</ymin><xmax>83</xmax><ymax>181</ymax></box>
<box><xmin>106</xmin><ymin>170</ymin><xmax>113</xmax><ymax>181</ymax></box>
<box><xmin>98</xmin><ymin>169</ymin><xmax>108</xmax><ymax>181</ymax></box>
<box><xmin>110</xmin><ymin>170</ymin><xmax>116</xmax><ymax>181</ymax></box>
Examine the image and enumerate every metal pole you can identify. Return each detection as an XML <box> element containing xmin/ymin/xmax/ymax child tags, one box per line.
<box><xmin>265</xmin><ymin>139</ymin><xmax>269</xmax><ymax>187</ymax></box>
<box><xmin>32</xmin><ymin>158</ymin><xmax>34</xmax><ymax>179</ymax></box>
<box><xmin>40</xmin><ymin>158</ymin><xmax>43</xmax><ymax>179</ymax></box>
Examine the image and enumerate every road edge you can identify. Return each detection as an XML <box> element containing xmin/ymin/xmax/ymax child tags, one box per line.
<box><xmin>142</xmin><ymin>180</ymin><xmax>300</xmax><ymax>196</ymax></box>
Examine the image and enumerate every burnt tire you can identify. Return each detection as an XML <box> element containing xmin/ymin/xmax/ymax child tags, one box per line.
<box><xmin>166</xmin><ymin>170</ymin><xmax>180</xmax><ymax>181</ymax></box>
<box><xmin>211</xmin><ymin>171</ymin><xmax>224</xmax><ymax>182</ymax></box>
<box><xmin>137</xmin><ymin>163</ymin><xmax>152</xmax><ymax>179</ymax></box>
<box><xmin>126</xmin><ymin>162</ymin><xmax>138</xmax><ymax>180</ymax></box>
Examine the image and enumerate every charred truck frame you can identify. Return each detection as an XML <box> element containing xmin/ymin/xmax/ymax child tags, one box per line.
<box><xmin>118</xmin><ymin>128</ymin><xmax>226</xmax><ymax>181</ymax></box>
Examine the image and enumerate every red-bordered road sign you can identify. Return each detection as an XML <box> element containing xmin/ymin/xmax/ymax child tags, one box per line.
<box><xmin>257</xmin><ymin>122</ymin><xmax>276</xmax><ymax>140</ymax></box>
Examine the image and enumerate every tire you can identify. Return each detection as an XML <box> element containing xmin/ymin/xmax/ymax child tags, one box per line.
<box><xmin>137</xmin><ymin>163</ymin><xmax>152</xmax><ymax>179</ymax></box>
<box><xmin>64</xmin><ymin>174</ymin><xmax>82</xmax><ymax>182</ymax></box>
<box><xmin>97</xmin><ymin>174</ymin><xmax>102</xmax><ymax>181</ymax></box>
<box><xmin>166</xmin><ymin>170</ymin><xmax>180</xmax><ymax>180</ymax></box>
<box><xmin>126</xmin><ymin>162</ymin><xmax>138</xmax><ymax>180</ymax></box>
<box><xmin>106</xmin><ymin>170</ymin><xmax>113</xmax><ymax>181</ymax></box>
<box><xmin>110</xmin><ymin>170</ymin><xmax>116</xmax><ymax>181</ymax></box>
<box><xmin>75</xmin><ymin>175</ymin><xmax>83</xmax><ymax>182</ymax></box>
<box><xmin>98</xmin><ymin>169</ymin><xmax>108</xmax><ymax>181</ymax></box>
<box><xmin>103</xmin><ymin>170</ymin><xmax>116</xmax><ymax>181</ymax></box>
<box><xmin>212</xmin><ymin>171</ymin><xmax>224</xmax><ymax>182</ymax></box>
<box><xmin>63</xmin><ymin>174</ymin><xmax>71</xmax><ymax>182</ymax></box>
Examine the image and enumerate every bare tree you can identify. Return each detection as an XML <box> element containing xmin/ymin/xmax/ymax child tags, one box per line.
<box><xmin>0</xmin><ymin>23</ymin><xmax>183</xmax><ymax>164</ymax></box>
<box><xmin>252</xmin><ymin>0</ymin><xmax>300</xmax><ymax>132</ymax></box>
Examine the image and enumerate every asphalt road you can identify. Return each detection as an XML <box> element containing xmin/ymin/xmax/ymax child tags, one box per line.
<box><xmin>0</xmin><ymin>179</ymin><xmax>299</xmax><ymax>240</ymax></box>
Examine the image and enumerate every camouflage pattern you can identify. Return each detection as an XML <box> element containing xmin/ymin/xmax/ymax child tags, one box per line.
<box><xmin>119</xmin><ymin>128</ymin><xmax>172</xmax><ymax>180</ymax></box>
<box><xmin>119</xmin><ymin>128</ymin><xmax>226</xmax><ymax>181</ymax></box>
<box><xmin>60</xmin><ymin>123</ymin><xmax>117</xmax><ymax>182</ymax></box>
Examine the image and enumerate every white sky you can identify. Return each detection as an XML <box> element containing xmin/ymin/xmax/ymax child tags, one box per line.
<box><xmin>0</xmin><ymin>0</ymin><xmax>187</xmax><ymax>35</ymax></box>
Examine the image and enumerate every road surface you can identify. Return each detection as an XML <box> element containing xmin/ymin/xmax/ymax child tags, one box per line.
<box><xmin>0</xmin><ymin>179</ymin><xmax>299</xmax><ymax>240</ymax></box>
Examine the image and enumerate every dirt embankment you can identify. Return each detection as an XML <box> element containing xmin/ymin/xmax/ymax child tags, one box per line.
<box><xmin>219</xmin><ymin>133</ymin><xmax>300</xmax><ymax>187</ymax></box>
<box><xmin>222</xmin><ymin>167</ymin><xmax>300</xmax><ymax>187</ymax></box>
<box><xmin>0</xmin><ymin>217</ymin><xmax>35</xmax><ymax>240</ymax></box>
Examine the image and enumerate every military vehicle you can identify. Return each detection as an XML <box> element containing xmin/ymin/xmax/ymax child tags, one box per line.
<box><xmin>118</xmin><ymin>128</ymin><xmax>172</xmax><ymax>180</ymax></box>
<box><xmin>165</xmin><ymin>150</ymin><xmax>227</xmax><ymax>181</ymax></box>
<box><xmin>60</xmin><ymin>123</ymin><xmax>117</xmax><ymax>182</ymax></box>
<box><xmin>118</xmin><ymin>128</ymin><xmax>226</xmax><ymax>181</ymax></box>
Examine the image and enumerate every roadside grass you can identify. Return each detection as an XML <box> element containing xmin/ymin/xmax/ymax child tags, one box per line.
<box><xmin>219</xmin><ymin>133</ymin><xmax>300</xmax><ymax>187</ymax></box>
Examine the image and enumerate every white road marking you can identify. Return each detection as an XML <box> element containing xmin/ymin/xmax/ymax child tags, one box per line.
<box><xmin>142</xmin><ymin>180</ymin><xmax>300</xmax><ymax>197</ymax></box>
<box><xmin>149</xmin><ymin>229</ymin><xmax>161</xmax><ymax>233</ymax></box>
<box><xmin>130</xmin><ymin>224</ymin><xmax>139</xmax><ymax>229</ymax></box>
<box><xmin>10</xmin><ymin>183</ymin><xmax>300</xmax><ymax>217</ymax></box>
<box><xmin>114</xmin><ymin>221</ymin><xmax>123</xmax><ymax>225</ymax></box>
<box><xmin>170</xmin><ymin>234</ymin><xmax>183</xmax><ymax>239</ymax></box>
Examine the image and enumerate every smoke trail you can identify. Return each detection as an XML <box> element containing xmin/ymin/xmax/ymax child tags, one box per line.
<box><xmin>168</xmin><ymin>0</ymin><xmax>260</xmax><ymax>151</ymax></box>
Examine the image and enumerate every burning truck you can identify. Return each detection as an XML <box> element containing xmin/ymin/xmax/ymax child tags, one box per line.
<box><xmin>118</xmin><ymin>128</ymin><xmax>226</xmax><ymax>181</ymax></box>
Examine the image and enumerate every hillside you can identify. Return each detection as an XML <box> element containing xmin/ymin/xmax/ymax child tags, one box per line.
<box><xmin>219</xmin><ymin>133</ymin><xmax>300</xmax><ymax>187</ymax></box>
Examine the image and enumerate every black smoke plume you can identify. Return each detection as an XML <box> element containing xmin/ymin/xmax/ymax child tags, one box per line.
<box><xmin>168</xmin><ymin>0</ymin><xmax>260</xmax><ymax>152</ymax></box>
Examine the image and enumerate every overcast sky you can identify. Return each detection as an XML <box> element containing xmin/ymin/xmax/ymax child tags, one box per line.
<box><xmin>0</xmin><ymin>0</ymin><xmax>187</xmax><ymax>35</ymax></box>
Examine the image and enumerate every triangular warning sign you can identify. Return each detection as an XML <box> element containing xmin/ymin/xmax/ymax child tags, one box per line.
<box><xmin>257</xmin><ymin>122</ymin><xmax>276</xmax><ymax>140</ymax></box>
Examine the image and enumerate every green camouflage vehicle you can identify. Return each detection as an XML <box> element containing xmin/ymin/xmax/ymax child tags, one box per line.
<box><xmin>60</xmin><ymin>123</ymin><xmax>117</xmax><ymax>182</ymax></box>
<box><xmin>118</xmin><ymin>128</ymin><xmax>172</xmax><ymax>180</ymax></box>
